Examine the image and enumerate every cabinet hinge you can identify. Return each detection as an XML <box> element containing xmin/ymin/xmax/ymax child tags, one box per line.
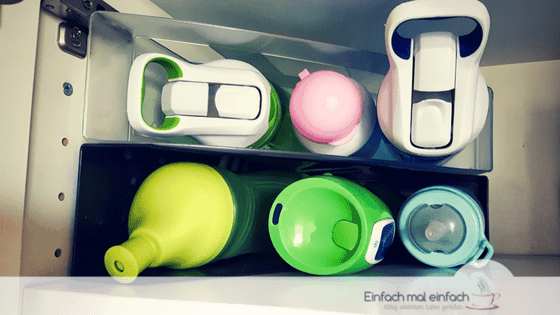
<box><xmin>42</xmin><ymin>0</ymin><xmax>117</xmax><ymax>58</ymax></box>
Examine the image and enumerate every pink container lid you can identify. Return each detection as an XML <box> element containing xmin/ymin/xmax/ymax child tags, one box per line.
<box><xmin>290</xmin><ymin>69</ymin><xmax>362</xmax><ymax>145</ymax></box>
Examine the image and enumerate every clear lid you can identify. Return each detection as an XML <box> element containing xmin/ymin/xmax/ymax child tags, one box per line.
<box><xmin>408</xmin><ymin>204</ymin><xmax>466</xmax><ymax>254</ymax></box>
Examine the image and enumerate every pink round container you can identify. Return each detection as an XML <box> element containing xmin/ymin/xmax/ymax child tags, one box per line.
<box><xmin>290</xmin><ymin>69</ymin><xmax>362</xmax><ymax>146</ymax></box>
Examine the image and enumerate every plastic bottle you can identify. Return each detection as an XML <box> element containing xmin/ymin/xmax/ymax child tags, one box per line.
<box><xmin>268</xmin><ymin>175</ymin><xmax>395</xmax><ymax>275</ymax></box>
<box><xmin>104</xmin><ymin>162</ymin><xmax>299</xmax><ymax>283</ymax></box>
<box><xmin>289</xmin><ymin>69</ymin><xmax>376</xmax><ymax>156</ymax></box>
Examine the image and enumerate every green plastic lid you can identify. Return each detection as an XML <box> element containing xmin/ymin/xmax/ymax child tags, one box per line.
<box><xmin>268</xmin><ymin>176</ymin><xmax>395</xmax><ymax>275</ymax></box>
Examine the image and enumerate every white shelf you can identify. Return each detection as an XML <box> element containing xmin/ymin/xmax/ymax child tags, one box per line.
<box><xmin>6</xmin><ymin>255</ymin><xmax>560</xmax><ymax>315</ymax></box>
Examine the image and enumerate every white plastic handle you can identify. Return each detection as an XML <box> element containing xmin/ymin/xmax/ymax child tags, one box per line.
<box><xmin>127</xmin><ymin>53</ymin><xmax>271</xmax><ymax>140</ymax></box>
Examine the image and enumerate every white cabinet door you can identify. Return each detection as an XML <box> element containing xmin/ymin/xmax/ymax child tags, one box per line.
<box><xmin>0</xmin><ymin>0</ymin><xmax>40</xmax><ymax>277</ymax></box>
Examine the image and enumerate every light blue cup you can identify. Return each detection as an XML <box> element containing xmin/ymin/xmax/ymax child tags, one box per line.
<box><xmin>398</xmin><ymin>185</ymin><xmax>493</xmax><ymax>268</ymax></box>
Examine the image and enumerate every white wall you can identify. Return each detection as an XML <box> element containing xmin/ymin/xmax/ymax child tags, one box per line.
<box><xmin>481</xmin><ymin>60</ymin><xmax>560</xmax><ymax>255</ymax></box>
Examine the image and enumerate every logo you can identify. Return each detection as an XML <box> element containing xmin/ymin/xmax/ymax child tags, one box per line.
<box><xmin>455</xmin><ymin>260</ymin><xmax>512</xmax><ymax>311</ymax></box>
<box><xmin>363</xmin><ymin>260</ymin><xmax>513</xmax><ymax>313</ymax></box>
<box><xmin>465</xmin><ymin>278</ymin><xmax>501</xmax><ymax>310</ymax></box>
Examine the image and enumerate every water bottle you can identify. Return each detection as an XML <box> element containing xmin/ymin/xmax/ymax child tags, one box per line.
<box><xmin>268</xmin><ymin>175</ymin><xmax>395</xmax><ymax>275</ymax></box>
<box><xmin>290</xmin><ymin>69</ymin><xmax>376</xmax><ymax>156</ymax></box>
<box><xmin>104</xmin><ymin>162</ymin><xmax>299</xmax><ymax>283</ymax></box>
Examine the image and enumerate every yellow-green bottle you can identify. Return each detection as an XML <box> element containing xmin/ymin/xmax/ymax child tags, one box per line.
<box><xmin>104</xmin><ymin>162</ymin><xmax>298</xmax><ymax>283</ymax></box>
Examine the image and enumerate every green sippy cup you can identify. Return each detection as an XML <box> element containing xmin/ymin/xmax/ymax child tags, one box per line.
<box><xmin>268</xmin><ymin>175</ymin><xmax>395</xmax><ymax>275</ymax></box>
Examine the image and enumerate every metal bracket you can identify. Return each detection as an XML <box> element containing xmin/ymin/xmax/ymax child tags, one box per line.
<box><xmin>42</xmin><ymin>0</ymin><xmax>117</xmax><ymax>28</ymax></box>
<box><xmin>58</xmin><ymin>22</ymin><xmax>88</xmax><ymax>58</ymax></box>
<box><xmin>42</xmin><ymin>0</ymin><xmax>117</xmax><ymax>58</ymax></box>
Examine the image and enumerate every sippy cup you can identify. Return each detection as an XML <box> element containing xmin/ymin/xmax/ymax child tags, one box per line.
<box><xmin>127</xmin><ymin>53</ymin><xmax>282</xmax><ymax>148</ymax></box>
<box><xmin>268</xmin><ymin>175</ymin><xmax>395</xmax><ymax>275</ymax></box>
<box><xmin>398</xmin><ymin>185</ymin><xmax>493</xmax><ymax>268</ymax></box>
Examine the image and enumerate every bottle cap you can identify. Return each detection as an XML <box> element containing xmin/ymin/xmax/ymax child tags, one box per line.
<box><xmin>290</xmin><ymin>70</ymin><xmax>362</xmax><ymax>146</ymax></box>
<box><xmin>398</xmin><ymin>185</ymin><xmax>493</xmax><ymax>268</ymax></box>
<box><xmin>269</xmin><ymin>176</ymin><xmax>394</xmax><ymax>275</ymax></box>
